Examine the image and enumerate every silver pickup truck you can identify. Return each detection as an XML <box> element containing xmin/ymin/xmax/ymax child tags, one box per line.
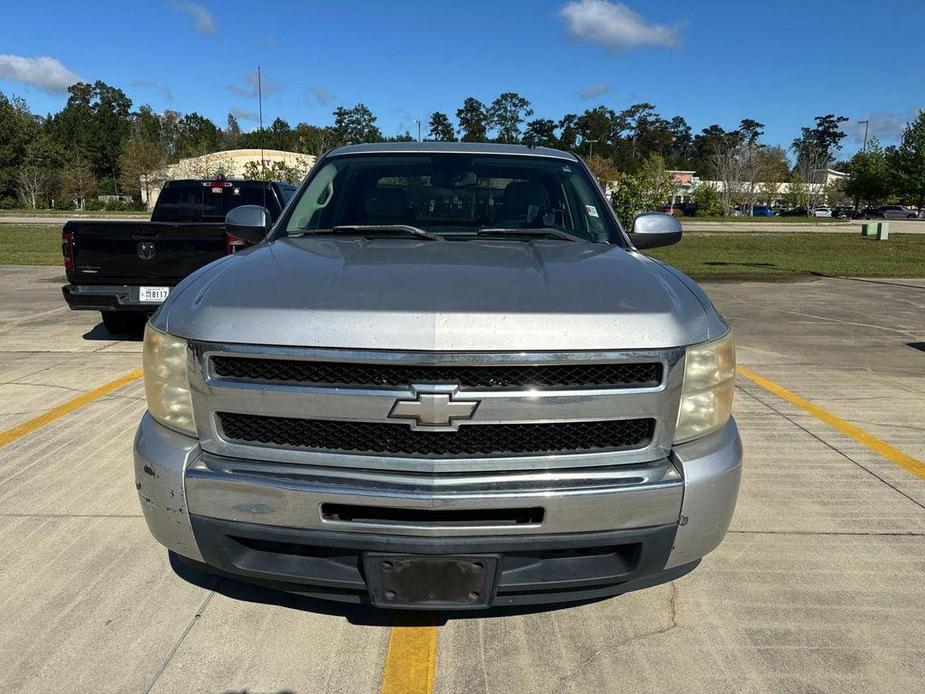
<box><xmin>136</xmin><ymin>142</ymin><xmax>741</xmax><ymax>610</ymax></box>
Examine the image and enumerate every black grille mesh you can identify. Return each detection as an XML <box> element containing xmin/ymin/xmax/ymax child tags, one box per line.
<box><xmin>212</xmin><ymin>357</ymin><xmax>662</xmax><ymax>390</ymax></box>
<box><xmin>218</xmin><ymin>413</ymin><xmax>654</xmax><ymax>458</ymax></box>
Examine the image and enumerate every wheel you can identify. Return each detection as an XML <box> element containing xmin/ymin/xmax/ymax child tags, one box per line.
<box><xmin>101</xmin><ymin>311</ymin><xmax>147</xmax><ymax>336</ymax></box>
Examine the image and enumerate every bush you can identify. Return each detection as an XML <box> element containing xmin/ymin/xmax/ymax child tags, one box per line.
<box><xmin>609</xmin><ymin>155</ymin><xmax>674</xmax><ymax>225</ymax></box>
<box><xmin>693</xmin><ymin>183</ymin><xmax>723</xmax><ymax>217</ymax></box>
<box><xmin>83</xmin><ymin>198</ymin><xmax>104</xmax><ymax>211</ymax></box>
<box><xmin>53</xmin><ymin>198</ymin><xmax>76</xmax><ymax>211</ymax></box>
<box><xmin>0</xmin><ymin>196</ymin><xmax>18</xmax><ymax>209</ymax></box>
<box><xmin>103</xmin><ymin>200</ymin><xmax>130</xmax><ymax>211</ymax></box>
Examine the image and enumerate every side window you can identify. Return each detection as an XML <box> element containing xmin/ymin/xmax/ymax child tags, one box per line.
<box><xmin>279</xmin><ymin>186</ymin><xmax>296</xmax><ymax>205</ymax></box>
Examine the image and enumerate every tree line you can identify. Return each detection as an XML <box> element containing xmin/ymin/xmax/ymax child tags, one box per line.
<box><xmin>1</xmin><ymin>80</ymin><xmax>924</xmax><ymax>213</ymax></box>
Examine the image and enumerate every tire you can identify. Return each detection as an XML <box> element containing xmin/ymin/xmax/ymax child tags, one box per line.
<box><xmin>101</xmin><ymin>311</ymin><xmax>147</xmax><ymax>336</ymax></box>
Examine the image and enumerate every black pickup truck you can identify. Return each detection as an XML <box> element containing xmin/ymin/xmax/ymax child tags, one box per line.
<box><xmin>62</xmin><ymin>179</ymin><xmax>295</xmax><ymax>334</ymax></box>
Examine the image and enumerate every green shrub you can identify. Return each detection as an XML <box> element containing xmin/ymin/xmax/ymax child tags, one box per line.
<box><xmin>609</xmin><ymin>155</ymin><xmax>674</xmax><ymax>225</ymax></box>
<box><xmin>83</xmin><ymin>198</ymin><xmax>104</xmax><ymax>211</ymax></box>
<box><xmin>693</xmin><ymin>183</ymin><xmax>723</xmax><ymax>217</ymax></box>
<box><xmin>0</xmin><ymin>196</ymin><xmax>18</xmax><ymax>210</ymax></box>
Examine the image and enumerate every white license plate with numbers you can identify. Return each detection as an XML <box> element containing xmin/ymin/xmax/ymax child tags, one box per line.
<box><xmin>139</xmin><ymin>286</ymin><xmax>170</xmax><ymax>303</ymax></box>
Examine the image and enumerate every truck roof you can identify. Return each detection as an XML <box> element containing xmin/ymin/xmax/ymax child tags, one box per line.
<box><xmin>326</xmin><ymin>141</ymin><xmax>579</xmax><ymax>161</ymax></box>
<box><xmin>162</xmin><ymin>179</ymin><xmax>293</xmax><ymax>187</ymax></box>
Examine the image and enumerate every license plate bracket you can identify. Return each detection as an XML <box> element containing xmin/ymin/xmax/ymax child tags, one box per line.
<box><xmin>363</xmin><ymin>554</ymin><xmax>499</xmax><ymax>609</ymax></box>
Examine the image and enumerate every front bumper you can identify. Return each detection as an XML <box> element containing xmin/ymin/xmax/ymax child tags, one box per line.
<box><xmin>62</xmin><ymin>283</ymin><xmax>169</xmax><ymax>312</ymax></box>
<box><xmin>135</xmin><ymin>414</ymin><xmax>742</xmax><ymax>608</ymax></box>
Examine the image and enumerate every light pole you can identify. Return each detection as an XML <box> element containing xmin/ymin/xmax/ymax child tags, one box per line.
<box><xmin>586</xmin><ymin>139</ymin><xmax>599</xmax><ymax>157</ymax></box>
<box><xmin>858</xmin><ymin>119</ymin><xmax>870</xmax><ymax>153</ymax></box>
<box><xmin>413</xmin><ymin>119</ymin><xmax>422</xmax><ymax>142</ymax></box>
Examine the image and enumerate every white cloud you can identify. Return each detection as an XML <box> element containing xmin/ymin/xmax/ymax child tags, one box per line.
<box><xmin>169</xmin><ymin>1</ymin><xmax>216</xmax><ymax>34</ymax></box>
<box><xmin>227</xmin><ymin>70</ymin><xmax>279</xmax><ymax>98</ymax></box>
<box><xmin>0</xmin><ymin>55</ymin><xmax>81</xmax><ymax>93</ymax></box>
<box><xmin>577</xmin><ymin>82</ymin><xmax>613</xmax><ymax>100</ymax></box>
<box><xmin>132</xmin><ymin>79</ymin><xmax>174</xmax><ymax>102</ymax></box>
<box><xmin>847</xmin><ymin>110</ymin><xmax>921</xmax><ymax>145</ymax></box>
<box><xmin>309</xmin><ymin>86</ymin><xmax>334</xmax><ymax>105</ymax></box>
<box><xmin>231</xmin><ymin>107</ymin><xmax>258</xmax><ymax>121</ymax></box>
<box><xmin>560</xmin><ymin>0</ymin><xmax>680</xmax><ymax>53</ymax></box>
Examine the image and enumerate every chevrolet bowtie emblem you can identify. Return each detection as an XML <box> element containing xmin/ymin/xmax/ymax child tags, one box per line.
<box><xmin>388</xmin><ymin>385</ymin><xmax>479</xmax><ymax>431</ymax></box>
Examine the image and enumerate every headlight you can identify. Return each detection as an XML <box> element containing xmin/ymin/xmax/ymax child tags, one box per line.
<box><xmin>674</xmin><ymin>331</ymin><xmax>735</xmax><ymax>443</ymax></box>
<box><xmin>143</xmin><ymin>324</ymin><xmax>196</xmax><ymax>436</ymax></box>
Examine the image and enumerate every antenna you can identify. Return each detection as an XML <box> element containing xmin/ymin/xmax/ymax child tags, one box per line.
<box><xmin>257</xmin><ymin>66</ymin><xmax>268</xmax><ymax>217</ymax></box>
<box><xmin>257</xmin><ymin>66</ymin><xmax>265</xmax><ymax>178</ymax></box>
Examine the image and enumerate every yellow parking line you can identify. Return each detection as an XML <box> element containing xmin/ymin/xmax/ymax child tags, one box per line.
<box><xmin>0</xmin><ymin>369</ymin><xmax>144</xmax><ymax>449</ymax></box>
<box><xmin>380</xmin><ymin>625</ymin><xmax>437</xmax><ymax>694</ymax></box>
<box><xmin>737</xmin><ymin>365</ymin><xmax>925</xmax><ymax>480</ymax></box>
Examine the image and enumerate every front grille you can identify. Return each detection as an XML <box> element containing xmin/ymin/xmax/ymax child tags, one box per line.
<box><xmin>211</xmin><ymin>356</ymin><xmax>662</xmax><ymax>390</ymax></box>
<box><xmin>217</xmin><ymin>412</ymin><xmax>654</xmax><ymax>458</ymax></box>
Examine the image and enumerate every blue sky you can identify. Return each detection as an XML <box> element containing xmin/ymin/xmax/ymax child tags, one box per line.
<box><xmin>1</xmin><ymin>0</ymin><xmax>923</xmax><ymax>155</ymax></box>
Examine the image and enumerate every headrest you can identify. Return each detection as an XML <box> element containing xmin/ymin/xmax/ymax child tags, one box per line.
<box><xmin>503</xmin><ymin>181</ymin><xmax>548</xmax><ymax>213</ymax></box>
<box><xmin>363</xmin><ymin>188</ymin><xmax>407</xmax><ymax>219</ymax></box>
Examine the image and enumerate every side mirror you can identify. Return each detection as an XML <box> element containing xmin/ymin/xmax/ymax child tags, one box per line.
<box><xmin>225</xmin><ymin>205</ymin><xmax>271</xmax><ymax>244</ymax></box>
<box><xmin>628</xmin><ymin>212</ymin><xmax>682</xmax><ymax>249</ymax></box>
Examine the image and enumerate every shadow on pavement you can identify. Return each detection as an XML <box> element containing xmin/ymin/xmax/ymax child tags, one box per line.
<box><xmin>169</xmin><ymin>552</ymin><xmax>602</xmax><ymax>626</ymax></box>
<box><xmin>704</xmin><ymin>261</ymin><xmax>777</xmax><ymax>268</ymax></box>
<box><xmin>82</xmin><ymin>321</ymin><xmax>143</xmax><ymax>341</ymax></box>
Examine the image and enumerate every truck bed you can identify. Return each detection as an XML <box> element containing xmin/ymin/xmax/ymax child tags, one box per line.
<box><xmin>64</xmin><ymin>220</ymin><xmax>228</xmax><ymax>286</ymax></box>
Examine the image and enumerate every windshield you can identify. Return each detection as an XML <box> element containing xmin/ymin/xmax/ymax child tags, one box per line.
<box><xmin>283</xmin><ymin>153</ymin><xmax>618</xmax><ymax>243</ymax></box>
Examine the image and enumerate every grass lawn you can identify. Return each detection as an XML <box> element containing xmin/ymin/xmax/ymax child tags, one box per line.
<box><xmin>0</xmin><ymin>209</ymin><xmax>148</xmax><ymax>217</ymax></box>
<box><xmin>648</xmin><ymin>233</ymin><xmax>925</xmax><ymax>281</ymax></box>
<box><xmin>2</xmin><ymin>225</ymin><xmax>924</xmax><ymax>281</ymax></box>
<box><xmin>0</xmin><ymin>224</ymin><xmax>63</xmax><ymax>265</ymax></box>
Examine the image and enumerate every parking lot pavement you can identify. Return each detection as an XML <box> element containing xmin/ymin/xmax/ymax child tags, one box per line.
<box><xmin>1</xmin><ymin>266</ymin><xmax>923</xmax><ymax>693</ymax></box>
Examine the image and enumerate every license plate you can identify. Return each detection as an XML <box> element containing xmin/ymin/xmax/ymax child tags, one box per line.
<box><xmin>363</xmin><ymin>554</ymin><xmax>498</xmax><ymax>609</ymax></box>
<box><xmin>139</xmin><ymin>286</ymin><xmax>170</xmax><ymax>303</ymax></box>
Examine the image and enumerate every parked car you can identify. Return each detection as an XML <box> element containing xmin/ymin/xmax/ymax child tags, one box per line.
<box><xmin>873</xmin><ymin>204</ymin><xmax>917</xmax><ymax>219</ymax></box>
<box><xmin>61</xmin><ymin>178</ymin><xmax>296</xmax><ymax>335</ymax></box>
<box><xmin>660</xmin><ymin>202</ymin><xmax>697</xmax><ymax>217</ymax></box>
<box><xmin>832</xmin><ymin>206</ymin><xmax>854</xmax><ymax>219</ymax></box>
<box><xmin>135</xmin><ymin>142</ymin><xmax>743</xmax><ymax>610</ymax></box>
<box><xmin>659</xmin><ymin>205</ymin><xmax>685</xmax><ymax>218</ymax></box>
<box><xmin>781</xmin><ymin>207</ymin><xmax>808</xmax><ymax>217</ymax></box>
<box><xmin>681</xmin><ymin>202</ymin><xmax>698</xmax><ymax>217</ymax></box>
<box><xmin>751</xmin><ymin>206</ymin><xmax>775</xmax><ymax>217</ymax></box>
<box><xmin>812</xmin><ymin>207</ymin><xmax>833</xmax><ymax>218</ymax></box>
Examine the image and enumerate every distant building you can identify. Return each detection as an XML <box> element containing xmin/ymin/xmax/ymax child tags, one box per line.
<box><xmin>141</xmin><ymin>148</ymin><xmax>315</xmax><ymax>208</ymax></box>
<box><xmin>97</xmin><ymin>194</ymin><xmax>134</xmax><ymax>204</ymax></box>
<box><xmin>667</xmin><ymin>169</ymin><xmax>848</xmax><ymax>207</ymax></box>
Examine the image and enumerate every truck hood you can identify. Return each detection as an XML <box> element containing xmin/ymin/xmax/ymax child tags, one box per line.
<box><xmin>161</xmin><ymin>236</ymin><xmax>718</xmax><ymax>351</ymax></box>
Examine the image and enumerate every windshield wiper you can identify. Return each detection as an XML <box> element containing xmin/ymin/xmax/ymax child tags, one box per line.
<box><xmin>310</xmin><ymin>224</ymin><xmax>443</xmax><ymax>241</ymax></box>
<box><xmin>477</xmin><ymin>227</ymin><xmax>583</xmax><ymax>242</ymax></box>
